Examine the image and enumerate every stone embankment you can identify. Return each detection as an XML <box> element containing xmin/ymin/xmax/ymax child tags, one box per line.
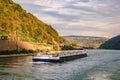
<box><xmin>0</xmin><ymin>40</ymin><xmax>36</xmax><ymax>51</ymax></box>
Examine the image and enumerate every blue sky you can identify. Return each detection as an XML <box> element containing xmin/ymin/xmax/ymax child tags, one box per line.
<box><xmin>13</xmin><ymin>0</ymin><xmax>120</xmax><ymax>38</ymax></box>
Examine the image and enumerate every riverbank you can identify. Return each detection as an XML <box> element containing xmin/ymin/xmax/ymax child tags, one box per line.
<box><xmin>0</xmin><ymin>51</ymin><xmax>60</xmax><ymax>58</ymax></box>
<box><xmin>0</xmin><ymin>54</ymin><xmax>34</xmax><ymax>58</ymax></box>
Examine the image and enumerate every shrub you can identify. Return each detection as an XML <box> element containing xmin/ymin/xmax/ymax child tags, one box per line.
<box><xmin>20</xmin><ymin>49</ymin><xmax>35</xmax><ymax>53</ymax></box>
<box><xmin>61</xmin><ymin>45</ymin><xmax>74</xmax><ymax>50</ymax></box>
<box><xmin>0</xmin><ymin>50</ymin><xmax>19</xmax><ymax>55</ymax></box>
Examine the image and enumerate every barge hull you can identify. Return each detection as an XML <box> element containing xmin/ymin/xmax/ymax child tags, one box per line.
<box><xmin>32</xmin><ymin>58</ymin><xmax>59</xmax><ymax>62</ymax></box>
<box><xmin>59</xmin><ymin>54</ymin><xmax>87</xmax><ymax>62</ymax></box>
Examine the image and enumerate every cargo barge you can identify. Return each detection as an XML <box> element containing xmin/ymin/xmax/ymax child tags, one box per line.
<box><xmin>32</xmin><ymin>50</ymin><xmax>87</xmax><ymax>62</ymax></box>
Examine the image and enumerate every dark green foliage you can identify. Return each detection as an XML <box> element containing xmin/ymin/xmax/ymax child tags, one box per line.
<box><xmin>20</xmin><ymin>49</ymin><xmax>35</xmax><ymax>53</ymax></box>
<box><xmin>0</xmin><ymin>49</ymin><xmax>37</xmax><ymax>55</ymax></box>
<box><xmin>99</xmin><ymin>35</ymin><xmax>120</xmax><ymax>50</ymax></box>
<box><xmin>0</xmin><ymin>0</ymin><xmax>63</xmax><ymax>45</ymax></box>
<box><xmin>61</xmin><ymin>45</ymin><xmax>75</xmax><ymax>50</ymax></box>
<box><xmin>0</xmin><ymin>50</ymin><xmax>19</xmax><ymax>55</ymax></box>
<box><xmin>81</xmin><ymin>47</ymin><xmax>94</xmax><ymax>49</ymax></box>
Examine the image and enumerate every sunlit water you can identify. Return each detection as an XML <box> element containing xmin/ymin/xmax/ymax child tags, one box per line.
<box><xmin>0</xmin><ymin>49</ymin><xmax>120</xmax><ymax>80</ymax></box>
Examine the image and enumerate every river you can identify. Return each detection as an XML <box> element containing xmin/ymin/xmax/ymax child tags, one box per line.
<box><xmin>0</xmin><ymin>49</ymin><xmax>120</xmax><ymax>80</ymax></box>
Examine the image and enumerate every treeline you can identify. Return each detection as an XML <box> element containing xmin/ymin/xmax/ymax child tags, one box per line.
<box><xmin>0</xmin><ymin>49</ymin><xmax>37</xmax><ymax>55</ymax></box>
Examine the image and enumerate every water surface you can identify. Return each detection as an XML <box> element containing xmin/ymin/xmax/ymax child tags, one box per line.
<box><xmin>0</xmin><ymin>49</ymin><xmax>120</xmax><ymax>80</ymax></box>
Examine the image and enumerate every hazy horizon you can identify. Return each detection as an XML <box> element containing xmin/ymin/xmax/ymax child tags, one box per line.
<box><xmin>13</xmin><ymin>0</ymin><xmax>120</xmax><ymax>38</ymax></box>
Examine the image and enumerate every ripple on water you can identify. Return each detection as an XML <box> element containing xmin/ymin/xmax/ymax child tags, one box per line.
<box><xmin>78</xmin><ymin>60</ymin><xmax>120</xmax><ymax>80</ymax></box>
<box><xmin>0</xmin><ymin>50</ymin><xmax>120</xmax><ymax>80</ymax></box>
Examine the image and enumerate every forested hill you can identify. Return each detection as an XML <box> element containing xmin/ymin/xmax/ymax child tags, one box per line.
<box><xmin>63</xmin><ymin>35</ymin><xmax>108</xmax><ymax>49</ymax></box>
<box><xmin>99</xmin><ymin>35</ymin><xmax>120</xmax><ymax>50</ymax></box>
<box><xmin>0</xmin><ymin>0</ymin><xmax>64</xmax><ymax>45</ymax></box>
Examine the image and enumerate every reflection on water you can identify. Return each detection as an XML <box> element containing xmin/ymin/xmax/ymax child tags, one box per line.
<box><xmin>0</xmin><ymin>50</ymin><xmax>120</xmax><ymax>80</ymax></box>
<box><xmin>0</xmin><ymin>56</ymin><xmax>33</xmax><ymax>80</ymax></box>
<box><xmin>0</xmin><ymin>72</ymin><xmax>33</xmax><ymax>79</ymax></box>
<box><xmin>0</xmin><ymin>56</ymin><xmax>30</xmax><ymax>68</ymax></box>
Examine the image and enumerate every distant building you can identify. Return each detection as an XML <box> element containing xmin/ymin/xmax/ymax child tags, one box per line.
<box><xmin>0</xmin><ymin>36</ymin><xmax>8</xmax><ymax>40</ymax></box>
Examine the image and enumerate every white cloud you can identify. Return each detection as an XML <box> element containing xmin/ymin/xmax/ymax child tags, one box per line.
<box><xmin>33</xmin><ymin>0</ymin><xmax>66</xmax><ymax>10</ymax></box>
<box><xmin>13</xmin><ymin>0</ymin><xmax>120</xmax><ymax>37</ymax></box>
<box><xmin>73</xmin><ymin>1</ymin><xmax>93</xmax><ymax>7</ymax></box>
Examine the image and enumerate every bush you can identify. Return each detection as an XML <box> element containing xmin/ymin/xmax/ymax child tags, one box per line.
<box><xmin>0</xmin><ymin>50</ymin><xmax>19</xmax><ymax>55</ymax></box>
<box><xmin>0</xmin><ymin>49</ymin><xmax>37</xmax><ymax>55</ymax></box>
<box><xmin>20</xmin><ymin>49</ymin><xmax>35</xmax><ymax>53</ymax></box>
<box><xmin>53</xmin><ymin>45</ymin><xmax>60</xmax><ymax>51</ymax></box>
<box><xmin>61</xmin><ymin>45</ymin><xmax>74</xmax><ymax>50</ymax></box>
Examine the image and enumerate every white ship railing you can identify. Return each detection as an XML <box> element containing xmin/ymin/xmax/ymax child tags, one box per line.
<box><xmin>34</xmin><ymin>50</ymin><xmax>86</xmax><ymax>58</ymax></box>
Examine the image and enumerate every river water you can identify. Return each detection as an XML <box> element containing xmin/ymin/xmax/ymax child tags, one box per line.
<box><xmin>0</xmin><ymin>49</ymin><xmax>120</xmax><ymax>80</ymax></box>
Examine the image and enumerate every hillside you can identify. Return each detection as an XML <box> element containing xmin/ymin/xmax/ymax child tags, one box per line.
<box><xmin>63</xmin><ymin>35</ymin><xmax>108</xmax><ymax>49</ymax></box>
<box><xmin>99</xmin><ymin>35</ymin><xmax>120</xmax><ymax>50</ymax></box>
<box><xmin>0</xmin><ymin>0</ymin><xmax>64</xmax><ymax>45</ymax></box>
<box><xmin>0</xmin><ymin>0</ymin><xmax>65</xmax><ymax>52</ymax></box>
